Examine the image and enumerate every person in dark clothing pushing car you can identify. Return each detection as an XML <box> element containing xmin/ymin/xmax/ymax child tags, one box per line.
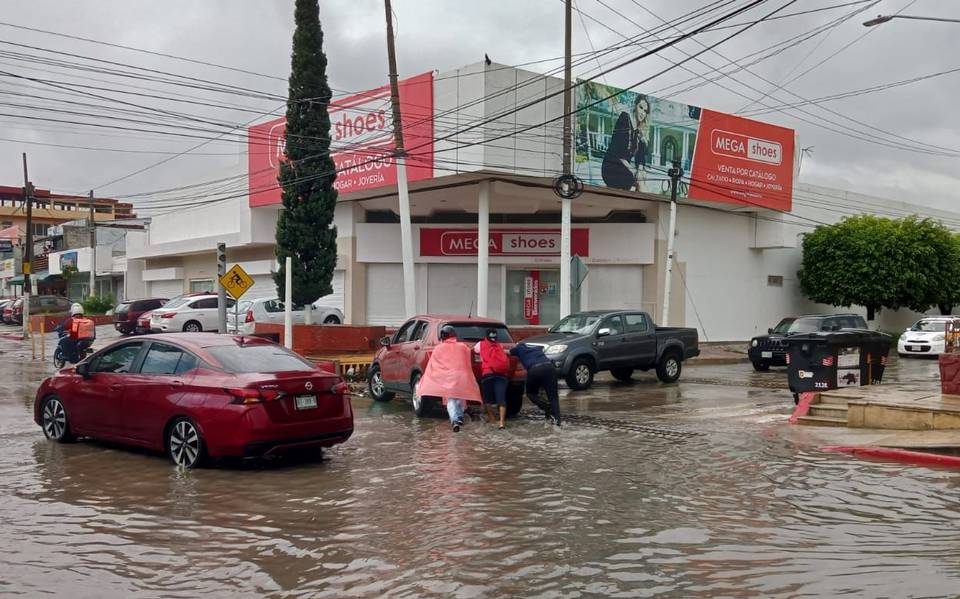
<box><xmin>510</xmin><ymin>342</ymin><xmax>561</xmax><ymax>426</ymax></box>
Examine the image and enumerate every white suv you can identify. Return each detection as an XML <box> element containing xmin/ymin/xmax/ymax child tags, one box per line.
<box><xmin>150</xmin><ymin>294</ymin><xmax>234</xmax><ymax>333</ymax></box>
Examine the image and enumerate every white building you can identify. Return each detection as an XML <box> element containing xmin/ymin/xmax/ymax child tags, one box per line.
<box><xmin>127</xmin><ymin>62</ymin><xmax>960</xmax><ymax>340</ymax></box>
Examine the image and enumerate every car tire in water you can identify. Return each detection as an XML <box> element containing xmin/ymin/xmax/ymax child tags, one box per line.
<box><xmin>656</xmin><ymin>352</ymin><xmax>682</xmax><ymax>384</ymax></box>
<box><xmin>410</xmin><ymin>372</ymin><xmax>434</xmax><ymax>417</ymax></box>
<box><xmin>368</xmin><ymin>364</ymin><xmax>395</xmax><ymax>402</ymax></box>
<box><xmin>167</xmin><ymin>417</ymin><xmax>205</xmax><ymax>469</ymax></box>
<box><xmin>41</xmin><ymin>396</ymin><xmax>75</xmax><ymax>443</ymax></box>
<box><xmin>565</xmin><ymin>357</ymin><xmax>594</xmax><ymax>391</ymax></box>
<box><xmin>183</xmin><ymin>321</ymin><xmax>202</xmax><ymax>333</ymax></box>
<box><xmin>611</xmin><ymin>368</ymin><xmax>634</xmax><ymax>382</ymax></box>
<box><xmin>752</xmin><ymin>361</ymin><xmax>770</xmax><ymax>372</ymax></box>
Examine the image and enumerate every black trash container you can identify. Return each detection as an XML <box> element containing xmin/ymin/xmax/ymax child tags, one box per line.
<box><xmin>784</xmin><ymin>330</ymin><xmax>892</xmax><ymax>400</ymax></box>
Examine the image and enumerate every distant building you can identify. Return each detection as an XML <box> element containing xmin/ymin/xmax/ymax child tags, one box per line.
<box><xmin>0</xmin><ymin>185</ymin><xmax>137</xmax><ymax>298</ymax></box>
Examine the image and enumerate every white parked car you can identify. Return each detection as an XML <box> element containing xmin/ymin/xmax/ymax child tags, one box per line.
<box><xmin>150</xmin><ymin>294</ymin><xmax>235</xmax><ymax>333</ymax></box>
<box><xmin>226</xmin><ymin>297</ymin><xmax>345</xmax><ymax>335</ymax></box>
<box><xmin>898</xmin><ymin>317</ymin><xmax>958</xmax><ymax>356</ymax></box>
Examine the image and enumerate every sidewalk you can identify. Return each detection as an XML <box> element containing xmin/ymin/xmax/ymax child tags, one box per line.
<box><xmin>688</xmin><ymin>342</ymin><xmax>749</xmax><ymax>365</ymax></box>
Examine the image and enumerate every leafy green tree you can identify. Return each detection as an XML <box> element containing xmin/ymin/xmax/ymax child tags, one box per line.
<box><xmin>798</xmin><ymin>215</ymin><xmax>955</xmax><ymax>321</ymax></box>
<box><xmin>936</xmin><ymin>234</ymin><xmax>960</xmax><ymax>315</ymax></box>
<box><xmin>273</xmin><ymin>0</ymin><xmax>338</xmax><ymax>320</ymax></box>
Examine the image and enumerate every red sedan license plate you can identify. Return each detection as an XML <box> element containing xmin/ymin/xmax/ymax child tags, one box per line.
<box><xmin>295</xmin><ymin>395</ymin><xmax>317</xmax><ymax>410</ymax></box>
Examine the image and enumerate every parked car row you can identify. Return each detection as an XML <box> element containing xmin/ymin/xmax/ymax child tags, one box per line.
<box><xmin>749</xmin><ymin>312</ymin><xmax>959</xmax><ymax>371</ymax></box>
<box><xmin>111</xmin><ymin>294</ymin><xmax>345</xmax><ymax>336</ymax></box>
<box><xmin>0</xmin><ymin>296</ymin><xmax>73</xmax><ymax>325</ymax></box>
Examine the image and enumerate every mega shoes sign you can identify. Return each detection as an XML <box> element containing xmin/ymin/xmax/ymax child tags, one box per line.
<box><xmin>575</xmin><ymin>81</ymin><xmax>795</xmax><ymax>211</ymax></box>
<box><xmin>248</xmin><ymin>72</ymin><xmax>434</xmax><ymax>207</ymax></box>
<box><xmin>420</xmin><ymin>228</ymin><xmax>590</xmax><ymax>257</ymax></box>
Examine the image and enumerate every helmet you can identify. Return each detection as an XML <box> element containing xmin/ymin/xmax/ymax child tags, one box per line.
<box><xmin>485</xmin><ymin>328</ymin><xmax>498</xmax><ymax>341</ymax></box>
<box><xmin>439</xmin><ymin>325</ymin><xmax>457</xmax><ymax>340</ymax></box>
<box><xmin>70</xmin><ymin>303</ymin><xmax>84</xmax><ymax>316</ymax></box>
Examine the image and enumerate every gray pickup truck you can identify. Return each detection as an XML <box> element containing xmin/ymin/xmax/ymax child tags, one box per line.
<box><xmin>520</xmin><ymin>310</ymin><xmax>700</xmax><ymax>390</ymax></box>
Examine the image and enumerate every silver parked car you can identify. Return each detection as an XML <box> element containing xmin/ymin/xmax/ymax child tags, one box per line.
<box><xmin>227</xmin><ymin>297</ymin><xmax>344</xmax><ymax>335</ymax></box>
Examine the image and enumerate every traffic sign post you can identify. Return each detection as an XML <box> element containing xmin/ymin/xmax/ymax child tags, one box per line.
<box><xmin>219</xmin><ymin>264</ymin><xmax>254</xmax><ymax>336</ymax></box>
<box><xmin>219</xmin><ymin>264</ymin><xmax>254</xmax><ymax>300</ymax></box>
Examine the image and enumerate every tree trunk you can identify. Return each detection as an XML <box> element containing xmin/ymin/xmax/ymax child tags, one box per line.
<box><xmin>940</xmin><ymin>303</ymin><xmax>953</xmax><ymax>316</ymax></box>
<box><xmin>866</xmin><ymin>305</ymin><xmax>876</xmax><ymax>322</ymax></box>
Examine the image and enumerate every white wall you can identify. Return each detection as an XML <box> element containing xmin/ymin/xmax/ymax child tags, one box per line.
<box><xmin>586</xmin><ymin>265</ymin><xmax>645</xmax><ymax>312</ymax></box>
<box><xmin>355</xmin><ymin>222</ymin><xmax>655</xmax><ymax>265</ymax></box>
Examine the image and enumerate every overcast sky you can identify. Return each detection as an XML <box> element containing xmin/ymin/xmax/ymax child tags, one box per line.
<box><xmin>0</xmin><ymin>0</ymin><xmax>957</xmax><ymax>214</ymax></box>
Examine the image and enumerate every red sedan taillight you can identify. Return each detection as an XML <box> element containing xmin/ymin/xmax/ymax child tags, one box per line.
<box><xmin>245</xmin><ymin>310</ymin><xmax>255</xmax><ymax>323</ymax></box>
<box><xmin>225</xmin><ymin>388</ymin><xmax>285</xmax><ymax>405</ymax></box>
<box><xmin>331</xmin><ymin>382</ymin><xmax>350</xmax><ymax>396</ymax></box>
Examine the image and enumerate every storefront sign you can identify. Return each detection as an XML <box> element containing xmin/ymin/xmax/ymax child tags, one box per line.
<box><xmin>575</xmin><ymin>81</ymin><xmax>794</xmax><ymax>211</ymax></box>
<box><xmin>523</xmin><ymin>272</ymin><xmax>540</xmax><ymax>325</ymax></box>
<box><xmin>420</xmin><ymin>228</ymin><xmax>589</xmax><ymax>257</ymax></box>
<box><xmin>248</xmin><ymin>72</ymin><xmax>435</xmax><ymax>207</ymax></box>
<box><xmin>0</xmin><ymin>258</ymin><xmax>14</xmax><ymax>279</ymax></box>
<box><xmin>60</xmin><ymin>251</ymin><xmax>78</xmax><ymax>271</ymax></box>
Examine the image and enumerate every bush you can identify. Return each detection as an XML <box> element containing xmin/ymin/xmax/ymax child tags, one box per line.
<box><xmin>82</xmin><ymin>294</ymin><xmax>115</xmax><ymax>315</ymax></box>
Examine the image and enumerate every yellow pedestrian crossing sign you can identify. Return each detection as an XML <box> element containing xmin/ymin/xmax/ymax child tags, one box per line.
<box><xmin>220</xmin><ymin>264</ymin><xmax>254</xmax><ymax>300</ymax></box>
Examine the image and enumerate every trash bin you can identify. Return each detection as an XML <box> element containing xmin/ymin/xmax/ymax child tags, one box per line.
<box><xmin>784</xmin><ymin>330</ymin><xmax>892</xmax><ymax>400</ymax></box>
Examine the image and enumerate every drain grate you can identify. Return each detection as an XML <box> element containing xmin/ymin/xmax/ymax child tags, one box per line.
<box><xmin>518</xmin><ymin>410</ymin><xmax>703</xmax><ymax>439</ymax></box>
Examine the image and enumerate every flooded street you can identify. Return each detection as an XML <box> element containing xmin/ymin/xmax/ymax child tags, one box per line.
<box><xmin>1</xmin><ymin>332</ymin><xmax>958</xmax><ymax>598</ymax></box>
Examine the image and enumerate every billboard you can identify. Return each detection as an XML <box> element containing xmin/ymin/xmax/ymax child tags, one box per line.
<box><xmin>248</xmin><ymin>72</ymin><xmax>434</xmax><ymax>207</ymax></box>
<box><xmin>575</xmin><ymin>81</ymin><xmax>794</xmax><ymax>211</ymax></box>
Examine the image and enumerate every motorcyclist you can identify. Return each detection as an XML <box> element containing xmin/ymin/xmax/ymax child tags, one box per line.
<box><xmin>56</xmin><ymin>303</ymin><xmax>95</xmax><ymax>364</ymax></box>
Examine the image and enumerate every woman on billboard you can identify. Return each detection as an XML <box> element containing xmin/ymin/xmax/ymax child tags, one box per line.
<box><xmin>601</xmin><ymin>94</ymin><xmax>651</xmax><ymax>191</ymax></box>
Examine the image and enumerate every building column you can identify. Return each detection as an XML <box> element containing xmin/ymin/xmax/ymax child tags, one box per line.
<box><xmin>681</xmin><ymin>132</ymin><xmax>690</xmax><ymax>170</ymax></box>
<box><xmin>477</xmin><ymin>181</ymin><xmax>490</xmax><ymax>317</ymax></box>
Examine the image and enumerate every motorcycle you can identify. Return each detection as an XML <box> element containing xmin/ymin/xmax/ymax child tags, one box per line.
<box><xmin>53</xmin><ymin>332</ymin><xmax>94</xmax><ymax>369</ymax></box>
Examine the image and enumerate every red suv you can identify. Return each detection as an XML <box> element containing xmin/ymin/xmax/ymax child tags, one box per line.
<box><xmin>114</xmin><ymin>298</ymin><xmax>168</xmax><ymax>335</ymax></box>
<box><xmin>368</xmin><ymin>315</ymin><xmax>527</xmax><ymax>417</ymax></box>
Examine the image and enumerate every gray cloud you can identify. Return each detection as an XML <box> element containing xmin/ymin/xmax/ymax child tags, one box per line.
<box><xmin>0</xmin><ymin>0</ymin><xmax>956</xmax><ymax>215</ymax></box>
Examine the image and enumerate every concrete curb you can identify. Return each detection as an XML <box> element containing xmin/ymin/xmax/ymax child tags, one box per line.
<box><xmin>822</xmin><ymin>445</ymin><xmax>960</xmax><ymax>470</ymax></box>
<box><xmin>687</xmin><ymin>357</ymin><xmax>749</xmax><ymax>365</ymax></box>
<box><xmin>0</xmin><ymin>333</ymin><xmax>25</xmax><ymax>341</ymax></box>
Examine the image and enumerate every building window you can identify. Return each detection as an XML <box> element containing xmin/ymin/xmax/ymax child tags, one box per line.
<box><xmin>33</xmin><ymin>223</ymin><xmax>47</xmax><ymax>237</ymax></box>
<box><xmin>767</xmin><ymin>275</ymin><xmax>784</xmax><ymax>287</ymax></box>
<box><xmin>189</xmin><ymin>279</ymin><xmax>214</xmax><ymax>293</ymax></box>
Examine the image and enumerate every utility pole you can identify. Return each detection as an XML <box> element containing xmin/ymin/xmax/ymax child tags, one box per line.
<box><xmin>384</xmin><ymin>0</ymin><xmax>416</xmax><ymax>318</ymax></box>
<box><xmin>88</xmin><ymin>190</ymin><xmax>96</xmax><ymax>298</ymax></box>
<box><xmin>661</xmin><ymin>160</ymin><xmax>682</xmax><ymax>326</ymax></box>
<box><xmin>22</xmin><ymin>153</ymin><xmax>32</xmax><ymax>338</ymax></box>
<box><xmin>559</xmin><ymin>0</ymin><xmax>573</xmax><ymax>319</ymax></box>
<box><xmin>216</xmin><ymin>242</ymin><xmax>227</xmax><ymax>334</ymax></box>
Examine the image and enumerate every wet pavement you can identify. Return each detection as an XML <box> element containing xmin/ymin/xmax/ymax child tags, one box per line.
<box><xmin>1</xmin><ymin>328</ymin><xmax>957</xmax><ymax>598</ymax></box>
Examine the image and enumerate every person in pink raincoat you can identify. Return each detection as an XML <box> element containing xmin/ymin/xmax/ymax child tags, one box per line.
<box><xmin>417</xmin><ymin>325</ymin><xmax>482</xmax><ymax>432</ymax></box>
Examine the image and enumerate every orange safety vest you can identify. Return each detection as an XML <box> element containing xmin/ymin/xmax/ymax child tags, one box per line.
<box><xmin>70</xmin><ymin>317</ymin><xmax>96</xmax><ymax>340</ymax></box>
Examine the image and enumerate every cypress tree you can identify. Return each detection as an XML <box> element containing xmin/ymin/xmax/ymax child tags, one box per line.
<box><xmin>274</xmin><ymin>0</ymin><xmax>338</xmax><ymax>314</ymax></box>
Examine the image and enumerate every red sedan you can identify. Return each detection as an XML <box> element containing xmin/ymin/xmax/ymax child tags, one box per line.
<box><xmin>34</xmin><ymin>333</ymin><xmax>353</xmax><ymax>468</ymax></box>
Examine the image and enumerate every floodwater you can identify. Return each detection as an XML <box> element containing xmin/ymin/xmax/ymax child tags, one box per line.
<box><xmin>1</xmin><ymin>332</ymin><xmax>958</xmax><ymax>598</ymax></box>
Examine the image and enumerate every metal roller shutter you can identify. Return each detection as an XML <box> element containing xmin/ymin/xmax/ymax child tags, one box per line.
<box><xmin>150</xmin><ymin>280</ymin><xmax>184</xmax><ymax>299</ymax></box>
<box><xmin>242</xmin><ymin>274</ymin><xmax>279</xmax><ymax>302</ymax></box>
<box><xmin>313</xmin><ymin>270</ymin><xmax>344</xmax><ymax>312</ymax></box>
<box><xmin>366</xmin><ymin>264</ymin><xmax>405</xmax><ymax>326</ymax></box>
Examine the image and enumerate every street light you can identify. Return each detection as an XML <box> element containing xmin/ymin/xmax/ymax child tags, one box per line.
<box><xmin>864</xmin><ymin>14</ymin><xmax>960</xmax><ymax>27</ymax></box>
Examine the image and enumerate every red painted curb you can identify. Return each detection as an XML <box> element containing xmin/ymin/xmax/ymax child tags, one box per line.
<box><xmin>822</xmin><ymin>445</ymin><xmax>960</xmax><ymax>469</ymax></box>
<box><xmin>0</xmin><ymin>333</ymin><xmax>25</xmax><ymax>341</ymax></box>
<box><xmin>789</xmin><ymin>392</ymin><xmax>816</xmax><ymax>424</ymax></box>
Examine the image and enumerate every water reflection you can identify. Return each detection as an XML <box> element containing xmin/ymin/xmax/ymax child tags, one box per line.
<box><xmin>1</xmin><ymin>356</ymin><xmax>959</xmax><ymax>596</ymax></box>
